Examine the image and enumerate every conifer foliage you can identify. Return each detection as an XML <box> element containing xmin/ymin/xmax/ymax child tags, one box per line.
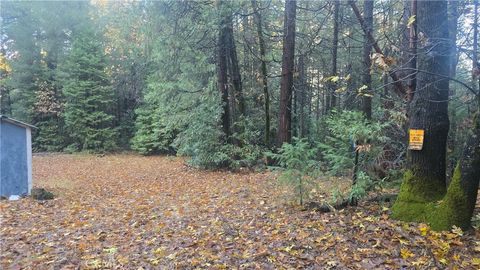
<box><xmin>59</xmin><ymin>28</ymin><xmax>118</xmax><ymax>152</ymax></box>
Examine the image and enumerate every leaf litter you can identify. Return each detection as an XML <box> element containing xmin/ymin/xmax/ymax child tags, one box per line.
<box><xmin>1</xmin><ymin>154</ymin><xmax>479</xmax><ymax>269</ymax></box>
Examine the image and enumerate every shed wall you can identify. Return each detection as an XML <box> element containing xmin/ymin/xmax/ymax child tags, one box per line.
<box><xmin>0</xmin><ymin>121</ymin><xmax>29</xmax><ymax>196</ymax></box>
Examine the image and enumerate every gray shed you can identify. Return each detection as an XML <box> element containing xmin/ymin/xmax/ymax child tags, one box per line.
<box><xmin>0</xmin><ymin>115</ymin><xmax>35</xmax><ymax>197</ymax></box>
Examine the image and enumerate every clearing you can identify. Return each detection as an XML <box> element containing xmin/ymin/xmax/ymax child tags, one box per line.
<box><xmin>1</xmin><ymin>154</ymin><xmax>479</xmax><ymax>269</ymax></box>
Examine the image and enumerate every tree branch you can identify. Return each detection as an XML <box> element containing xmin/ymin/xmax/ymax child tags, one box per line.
<box><xmin>348</xmin><ymin>0</ymin><xmax>406</xmax><ymax>99</ymax></box>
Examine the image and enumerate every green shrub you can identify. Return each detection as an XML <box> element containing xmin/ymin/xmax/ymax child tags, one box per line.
<box><xmin>318</xmin><ymin>110</ymin><xmax>389</xmax><ymax>176</ymax></box>
<box><xmin>269</xmin><ymin>138</ymin><xmax>319</xmax><ymax>205</ymax></box>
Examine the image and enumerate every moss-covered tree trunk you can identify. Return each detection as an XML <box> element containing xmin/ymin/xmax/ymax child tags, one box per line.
<box><xmin>430</xmin><ymin>116</ymin><xmax>480</xmax><ymax>230</ymax></box>
<box><xmin>393</xmin><ymin>0</ymin><xmax>480</xmax><ymax>230</ymax></box>
<box><xmin>392</xmin><ymin>0</ymin><xmax>450</xmax><ymax>222</ymax></box>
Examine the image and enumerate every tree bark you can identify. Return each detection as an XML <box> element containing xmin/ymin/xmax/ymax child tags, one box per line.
<box><xmin>251</xmin><ymin>0</ymin><xmax>270</xmax><ymax>147</ymax></box>
<box><xmin>326</xmin><ymin>0</ymin><xmax>339</xmax><ymax>113</ymax></box>
<box><xmin>392</xmin><ymin>0</ymin><xmax>451</xmax><ymax>223</ymax></box>
<box><xmin>217</xmin><ymin>7</ymin><xmax>231</xmax><ymax>141</ymax></box>
<box><xmin>225</xmin><ymin>17</ymin><xmax>245</xmax><ymax>119</ymax></box>
<box><xmin>277</xmin><ymin>0</ymin><xmax>296</xmax><ymax>146</ymax></box>
<box><xmin>447</xmin><ymin>0</ymin><xmax>459</xmax><ymax>179</ymax></box>
<box><xmin>474</xmin><ymin>0</ymin><xmax>479</xmax><ymax>103</ymax></box>
<box><xmin>430</xmin><ymin>115</ymin><xmax>480</xmax><ymax>230</ymax></box>
<box><xmin>362</xmin><ymin>0</ymin><xmax>373</xmax><ymax>120</ymax></box>
<box><xmin>297</xmin><ymin>54</ymin><xmax>307</xmax><ymax>138</ymax></box>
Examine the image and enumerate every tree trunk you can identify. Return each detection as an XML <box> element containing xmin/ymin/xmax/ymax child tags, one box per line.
<box><xmin>297</xmin><ymin>54</ymin><xmax>307</xmax><ymax>138</ymax></box>
<box><xmin>251</xmin><ymin>0</ymin><xmax>270</xmax><ymax>147</ymax></box>
<box><xmin>225</xmin><ymin>17</ymin><xmax>245</xmax><ymax>119</ymax></box>
<box><xmin>474</xmin><ymin>0</ymin><xmax>479</xmax><ymax>99</ymax></box>
<box><xmin>430</xmin><ymin>115</ymin><xmax>480</xmax><ymax>230</ymax></box>
<box><xmin>277</xmin><ymin>0</ymin><xmax>296</xmax><ymax>146</ymax></box>
<box><xmin>392</xmin><ymin>0</ymin><xmax>451</xmax><ymax>223</ymax></box>
<box><xmin>327</xmin><ymin>0</ymin><xmax>339</xmax><ymax>113</ymax></box>
<box><xmin>406</xmin><ymin>0</ymin><xmax>417</xmax><ymax>102</ymax></box>
<box><xmin>447</xmin><ymin>0</ymin><xmax>459</xmax><ymax>180</ymax></box>
<box><xmin>362</xmin><ymin>0</ymin><xmax>373</xmax><ymax>120</ymax></box>
<box><xmin>217</xmin><ymin>7</ymin><xmax>231</xmax><ymax>141</ymax></box>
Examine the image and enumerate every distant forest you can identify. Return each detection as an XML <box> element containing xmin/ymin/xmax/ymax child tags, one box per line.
<box><xmin>0</xmin><ymin>0</ymin><xmax>478</xmax><ymax>167</ymax></box>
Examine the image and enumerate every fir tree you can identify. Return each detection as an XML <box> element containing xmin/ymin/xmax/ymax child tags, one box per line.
<box><xmin>59</xmin><ymin>28</ymin><xmax>118</xmax><ymax>152</ymax></box>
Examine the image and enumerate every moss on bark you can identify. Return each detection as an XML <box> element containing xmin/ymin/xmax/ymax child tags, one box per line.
<box><xmin>392</xmin><ymin>165</ymin><xmax>471</xmax><ymax>231</ymax></box>
<box><xmin>428</xmin><ymin>165</ymin><xmax>469</xmax><ymax>230</ymax></box>
<box><xmin>391</xmin><ymin>169</ymin><xmax>446</xmax><ymax>222</ymax></box>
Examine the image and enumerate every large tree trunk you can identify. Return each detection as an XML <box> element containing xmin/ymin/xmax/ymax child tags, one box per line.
<box><xmin>362</xmin><ymin>0</ymin><xmax>373</xmax><ymax>120</ymax></box>
<box><xmin>217</xmin><ymin>7</ymin><xmax>231</xmax><ymax>141</ymax></box>
<box><xmin>392</xmin><ymin>0</ymin><xmax>451</xmax><ymax>224</ymax></box>
<box><xmin>225</xmin><ymin>18</ymin><xmax>245</xmax><ymax>119</ymax></box>
<box><xmin>425</xmin><ymin>0</ymin><xmax>480</xmax><ymax>229</ymax></box>
<box><xmin>251</xmin><ymin>0</ymin><xmax>270</xmax><ymax>147</ymax></box>
<box><xmin>447</xmin><ymin>0</ymin><xmax>459</xmax><ymax>179</ymax></box>
<box><xmin>430</xmin><ymin>115</ymin><xmax>480</xmax><ymax>230</ymax></box>
<box><xmin>277</xmin><ymin>0</ymin><xmax>296</xmax><ymax>146</ymax></box>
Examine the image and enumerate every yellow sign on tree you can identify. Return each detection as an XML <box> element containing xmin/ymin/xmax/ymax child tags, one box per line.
<box><xmin>409</xmin><ymin>129</ymin><xmax>425</xmax><ymax>150</ymax></box>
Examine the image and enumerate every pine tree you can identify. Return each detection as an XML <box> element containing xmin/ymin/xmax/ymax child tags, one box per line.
<box><xmin>59</xmin><ymin>28</ymin><xmax>118</xmax><ymax>152</ymax></box>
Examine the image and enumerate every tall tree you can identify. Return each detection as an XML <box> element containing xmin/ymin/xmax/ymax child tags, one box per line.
<box><xmin>392</xmin><ymin>0</ymin><xmax>451</xmax><ymax>227</ymax></box>
<box><xmin>251</xmin><ymin>0</ymin><xmax>270</xmax><ymax>147</ymax></box>
<box><xmin>59</xmin><ymin>27</ymin><xmax>118</xmax><ymax>152</ymax></box>
<box><xmin>225</xmin><ymin>17</ymin><xmax>245</xmax><ymax>120</ymax></box>
<box><xmin>326</xmin><ymin>0</ymin><xmax>340</xmax><ymax>113</ymax></box>
<box><xmin>277</xmin><ymin>0</ymin><xmax>296</xmax><ymax>146</ymax></box>
<box><xmin>217</xmin><ymin>3</ymin><xmax>231</xmax><ymax>141</ymax></box>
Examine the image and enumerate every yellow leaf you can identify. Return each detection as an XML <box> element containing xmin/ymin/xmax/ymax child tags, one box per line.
<box><xmin>419</xmin><ymin>224</ymin><xmax>429</xmax><ymax>236</ymax></box>
<box><xmin>153</xmin><ymin>247</ymin><xmax>166</xmax><ymax>257</ymax></box>
<box><xmin>117</xmin><ymin>255</ymin><xmax>129</xmax><ymax>265</ymax></box>
<box><xmin>358</xmin><ymin>85</ymin><xmax>368</xmax><ymax>92</ymax></box>
<box><xmin>400</xmin><ymin>248</ymin><xmax>414</xmax><ymax>259</ymax></box>
<box><xmin>149</xmin><ymin>258</ymin><xmax>160</xmax><ymax>266</ymax></box>
<box><xmin>335</xmin><ymin>86</ymin><xmax>347</xmax><ymax>93</ymax></box>
<box><xmin>472</xmin><ymin>257</ymin><xmax>480</xmax><ymax>266</ymax></box>
<box><xmin>407</xmin><ymin>15</ymin><xmax>416</xmax><ymax>27</ymax></box>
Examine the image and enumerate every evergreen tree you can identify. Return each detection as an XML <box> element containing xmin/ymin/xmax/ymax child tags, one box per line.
<box><xmin>59</xmin><ymin>27</ymin><xmax>118</xmax><ymax>152</ymax></box>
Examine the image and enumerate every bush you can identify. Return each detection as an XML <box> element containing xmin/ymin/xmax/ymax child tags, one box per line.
<box><xmin>318</xmin><ymin>110</ymin><xmax>389</xmax><ymax>176</ymax></box>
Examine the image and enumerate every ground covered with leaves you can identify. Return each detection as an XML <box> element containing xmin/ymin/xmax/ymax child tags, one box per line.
<box><xmin>1</xmin><ymin>154</ymin><xmax>479</xmax><ymax>269</ymax></box>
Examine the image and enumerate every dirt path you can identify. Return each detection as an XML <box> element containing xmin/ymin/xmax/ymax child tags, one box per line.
<box><xmin>1</xmin><ymin>154</ymin><xmax>478</xmax><ymax>269</ymax></box>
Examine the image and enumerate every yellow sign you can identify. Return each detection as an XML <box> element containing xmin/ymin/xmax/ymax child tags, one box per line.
<box><xmin>409</xmin><ymin>129</ymin><xmax>425</xmax><ymax>150</ymax></box>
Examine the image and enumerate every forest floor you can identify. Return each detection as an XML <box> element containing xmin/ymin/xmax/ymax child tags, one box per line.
<box><xmin>1</xmin><ymin>154</ymin><xmax>479</xmax><ymax>269</ymax></box>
